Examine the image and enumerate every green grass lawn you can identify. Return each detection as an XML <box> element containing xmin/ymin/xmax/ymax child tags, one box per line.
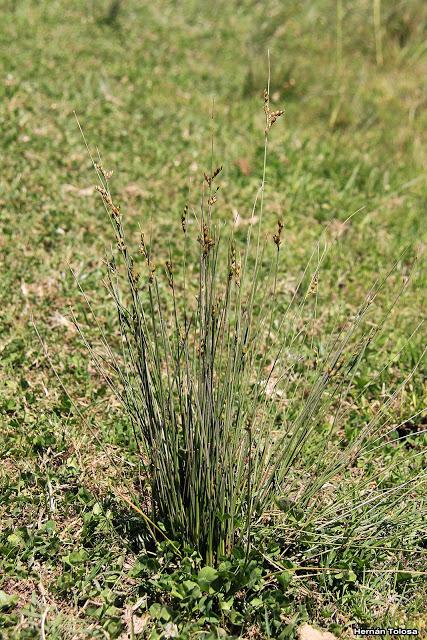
<box><xmin>1</xmin><ymin>1</ymin><xmax>426</xmax><ymax>638</ymax></box>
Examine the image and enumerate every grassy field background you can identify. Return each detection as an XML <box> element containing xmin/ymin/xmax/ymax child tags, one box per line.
<box><xmin>1</xmin><ymin>0</ymin><xmax>426</xmax><ymax>638</ymax></box>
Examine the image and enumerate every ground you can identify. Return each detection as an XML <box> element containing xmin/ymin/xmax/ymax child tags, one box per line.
<box><xmin>0</xmin><ymin>1</ymin><xmax>426</xmax><ymax>638</ymax></box>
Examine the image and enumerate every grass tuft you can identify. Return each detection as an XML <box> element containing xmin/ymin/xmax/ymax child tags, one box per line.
<box><xmin>76</xmin><ymin>85</ymin><xmax>426</xmax><ymax>573</ymax></box>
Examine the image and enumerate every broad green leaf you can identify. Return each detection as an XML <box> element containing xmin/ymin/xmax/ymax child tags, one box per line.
<box><xmin>0</xmin><ymin>591</ymin><xmax>19</xmax><ymax>611</ymax></box>
<box><xmin>197</xmin><ymin>566</ymin><xmax>218</xmax><ymax>588</ymax></box>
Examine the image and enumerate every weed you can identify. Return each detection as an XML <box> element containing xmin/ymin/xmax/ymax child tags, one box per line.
<box><xmin>76</xmin><ymin>84</ymin><xmax>425</xmax><ymax>582</ymax></box>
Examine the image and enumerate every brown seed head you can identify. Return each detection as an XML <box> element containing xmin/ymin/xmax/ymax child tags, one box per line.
<box><xmin>181</xmin><ymin>205</ymin><xmax>188</xmax><ymax>233</ymax></box>
<box><xmin>264</xmin><ymin>89</ymin><xmax>285</xmax><ymax>134</ymax></box>
<box><xmin>198</xmin><ymin>223</ymin><xmax>215</xmax><ymax>256</ymax></box>
<box><xmin>212</xmin><ymin>165</ymin><xmax>223</xmax><ymax>180</ymax></box>
<box><xmin>95</xmin><ymin>185</ymin><xmax>121</xmax><ymax>224</ymax></box>
<box><xmin>197</xmin><ymin>338</ymin><xmax>206</xmax><ymax>358</ymax></box>
<box><xmin>165</xmin><ymin>260</ymin><xmax>173</xmax><ymax>288</ymax></box>
<box><xmin>95</xmin><ymin>185</ymin><xmax>111</xmax><ymax>205</ymax></box>
<box><xmin>204</xmin><ymin>165</ymin><xmax>223</xmax><ymax>188</ymax></box>
<box><xmin>309</xmin><ymin>272</ymin><xmax>318</xmax><ymax>294</ymax></box>
<box><xmin>273</xmin><ymin>220</ymin><xmax>284</xmax><ymax>249</ymax></box>
<box><xmin>95</xmin><ymin>163</ymin><xmax>113</xmax><ymax>180</ymax></box>
<box><xmin>139</xmin><ymin>232</ymin><xmax>148</xmax><ymax>258</ymax></box>
<box><xmin>229</xmin><ymin>243</ymin><xmax>241</xmax><ymax>286</ymax></box>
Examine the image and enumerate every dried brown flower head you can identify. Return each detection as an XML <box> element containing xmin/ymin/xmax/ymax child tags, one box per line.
<box><xmin>264</xmin><ymin>89</ymin><xmax>285</xmax><ymax>134</ymax></box>
<box><xmin>181</xmin><ymin>205</ymin><xmax>188</xmax><ymax>233</ymax></box>
<box><xmin>139</xmin><ymin>232</ymin><xmax>147</xmax><ymax>258</ymax></box>
<box><xmin>95</xmin><ymin>185</ymin><xmax>121</xmax><ymax>224</ymax></box>
<box><xmin>309</xmin><ymin>272</ymin><xmax>318</xmax><ymax>294</ymax></box>
<box><xmin>273</xmin><ymin>220</ymin><xmax>284</xmax><ymax>249</ymax></box>
<box><xmin>198</xmin><ymin>223</ymin><xmax>215</xmax><ymax>256</ymax></box>
<box><xmin>95</xmin><ymin>163</ymin><xmax>113</xmax><ymax>180</ymax></box>
<box><xmin>204</xmin><ymin>165</ymin><xmax>223</xmax><ymax>188</ymax></box>
<box><xmin>208</xmin><ymin>186</ymin><xmax>220</xmax><ymax>206</ymax></box>
<box><xmin>229</xmin><ymin>243</ymin><xmax>241</xmax><ymax>286</ymax></box>
<box><xmin>165</xmin><ymin>260</ymin><xmax>174</xmax><ymax>288</ymax></box>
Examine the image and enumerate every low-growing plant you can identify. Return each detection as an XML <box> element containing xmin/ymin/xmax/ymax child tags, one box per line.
<box><xmin>74</xmin><ymin>72</ymin><xmax>426</xmax><ymax>571</ymax></box>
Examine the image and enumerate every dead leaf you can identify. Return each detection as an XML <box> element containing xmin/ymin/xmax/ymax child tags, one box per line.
<box><xmin>62</xmin><ymin>184</ymin><xmax>95</xmax><ymax>197</ymax></box>
<box><xmin>236</xmin><ymin>157</ymin><xmax>251</xmax><ymax>176</ymax></box>
<box><xmin>329</xmin><ymin>219</ymin><xmax>348</xmax><ymax>240</ymax></box>
<box><xmin>21</xmin><ymin>278</ymin><xmax>57</xmax><ymax>299</ymax></box>
<box><xmin>122</xmin><ymin>183</ymin><xmax>150</xmax><ymax>199</ymax></box>
<box><xmin>163</xmin><ymin>622</ymin><xmax>179</xmax><ymax>638</ymax></box>
<box><xmin>297</xmin><ymin>623</ymin><xmax>338</xmax><ymax>640</ymax></box>
<box><xmin>263</xmin><ymin>376</ymin><xmax>284</xmax><ymax>398</ymax></box>
<box><xmin>49</xmin><ymin>312</ymin><xmax>76</xmax><ymax>333</ymax></box>
<box><xmin>232</xmin><ymin>208</ymin><xmax>258</xmax><ymax>227</ymax></box>
<box><xmin>120</xmin><ymin>604</ymin><xmax>150</xmax><ymax>639</ymax></box>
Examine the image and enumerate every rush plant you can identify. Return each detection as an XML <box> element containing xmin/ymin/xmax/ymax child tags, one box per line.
<box><xmin>76</xmin><ymin>81</ymin><xmax>426</xmax><ymax>568</ymax></box>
